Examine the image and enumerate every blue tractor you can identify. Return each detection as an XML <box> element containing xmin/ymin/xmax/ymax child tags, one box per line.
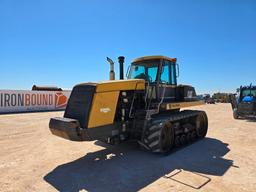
<box><xmin>230</xmin><ymin>84</ymin><xmax>256</xmax><ymax>119</ymax></box>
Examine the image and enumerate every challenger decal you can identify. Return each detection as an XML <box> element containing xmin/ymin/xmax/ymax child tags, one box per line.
<box><xmin>100</xmin><ymin>108</ymin><xmax>111</xmax><ymax>113</ymax></box>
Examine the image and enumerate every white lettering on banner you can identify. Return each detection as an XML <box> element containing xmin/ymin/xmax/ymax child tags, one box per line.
<box><xmin>0</xmin><ymin>90</ymin><xmax>71</xmax><ymax>113</ymax></box>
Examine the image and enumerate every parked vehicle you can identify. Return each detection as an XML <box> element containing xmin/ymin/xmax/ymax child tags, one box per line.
<box><xmin>230</xmin><ymin>84</ymin><xmax>256</xmax><ymax>119</ymax></box>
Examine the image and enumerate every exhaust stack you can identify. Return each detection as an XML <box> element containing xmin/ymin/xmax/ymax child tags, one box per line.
<box><xmin>107</xmin><ymin>57</ymin><xmax>115</xmax><ymax>80</ymax></box>
<box><xmin>118</xmin><ymin>56</ymin><xmax>125</xmax><ymax>80</ymax></box>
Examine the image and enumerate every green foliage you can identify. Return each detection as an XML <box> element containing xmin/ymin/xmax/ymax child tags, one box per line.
<box><xmin>212</xmin><ymin>92</ymin><xmax>230</xmax><ymax>102</ymax></box>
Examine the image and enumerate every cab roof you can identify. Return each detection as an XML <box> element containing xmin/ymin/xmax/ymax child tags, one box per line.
<box><xmin>241</xmin><ymin>85</ymin><xmax>256</xmax><ymax>89</ymax></box>
<box><xmin>132</xmin><ymin>55</ymin><xmax>177</xmax><ymax>63</ymax></box>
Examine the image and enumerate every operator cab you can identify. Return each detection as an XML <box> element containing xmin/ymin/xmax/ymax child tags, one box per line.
<box><xmin>128</xmin><ymin>56</ymin><xmax>197</xmax><ymax>103</ymax></box>
<box><xmin>128</xmin><ymin>56</ymin><xmax>177</xmax><ymax>102</ymax></box>
<box><xmin>128</xmin><ymin>56</ymin><xmax>177</xmax><ymax>85</ymax></box>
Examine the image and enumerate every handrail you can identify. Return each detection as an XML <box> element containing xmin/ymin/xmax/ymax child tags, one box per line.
<box><xmin>144</xmin><ymin>81</ymin><xmax>150</xmax><ymax>109</ymax></box>
<box><xmin>146</xmin><ymin>85</ymin><xmax>154</xmax><ymax>111</ymax></box>
<box><xmin>156</xmin><ymin>83</ymin><xmax>167</xmax><ymax>114</ymax></box>
<box><xmin>129</xmin><ymin>82</ymin><xmax>167</xmax><ymax>119</ymax></box>
<box><xmin>129</xmin><ymin>81</ymin><xmax>140</xmax><ymax>118</ymax></box>
<box><xmin>145</xmin><ymin>83</ymin><xmax>167</xmax><ymax>119</ymax></box>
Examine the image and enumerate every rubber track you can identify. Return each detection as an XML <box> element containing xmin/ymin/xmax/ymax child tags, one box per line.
<box><xmin>141</xmin><ymin>110</ymin><xmax>206</xmax><ymax>153</ymax></box>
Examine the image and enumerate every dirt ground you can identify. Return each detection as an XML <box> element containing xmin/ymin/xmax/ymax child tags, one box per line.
<box><xmin>0</xmin><ymin>103</ymin><xmax>256</xmax><ymax>192</ymax></box>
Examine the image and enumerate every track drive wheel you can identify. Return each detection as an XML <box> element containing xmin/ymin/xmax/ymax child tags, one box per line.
<box><xmin>142</xmin><ymin>122</ymin><xmax>174</xmax><ymax>153</ymax></box>
<box><xmin>195</xmin><ymin>111</ymin><xmax>208</xmax><ymax>138</ymax></box>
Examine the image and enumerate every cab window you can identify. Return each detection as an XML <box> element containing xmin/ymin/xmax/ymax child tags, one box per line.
<box><xmin>130</xmin><ymin>65</ymin><xmax>145</xmax><ymax>79</ymax></box>
<box><xmin>160</xmin><ymin>64</ymin><xmax>170</xmax><ymax>84</ymax></box>
<box><xmin>129</xmin><ymin>59</ymin><xmax>159</xmax><ymax>83</ymax></box>
<box><xmin>160</xmin><ymin>60</ymin><xmax>177</xmax><ymax>85</ymax></box>
<box><xmin>242</xmin><ymin>89</ymin><xmax>256</xmax><ymax>97</ymax></box>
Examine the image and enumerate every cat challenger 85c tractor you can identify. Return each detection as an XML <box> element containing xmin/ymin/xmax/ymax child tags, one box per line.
<box><xmin>49</xmin><ymin>56</ymin><xmax>208</xmax><ymax>153</ymax></box>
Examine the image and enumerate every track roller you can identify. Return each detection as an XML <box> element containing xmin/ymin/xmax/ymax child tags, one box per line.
<box><xmin>180</xmin><ymin>134</ymin><xmax>186</xmax><ymax>145</ymax></box>
<box><xmin>175</xmin><ymin>135</ymin><xmax>181</xmax><ymax>147</ymax></box>
<box><xmin>186</xmin><ymin>133</ymin><xmax>192</xmax><ymax>143</ymax></box>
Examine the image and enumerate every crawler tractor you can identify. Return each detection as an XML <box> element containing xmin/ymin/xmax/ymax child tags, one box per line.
<box><xmin>49</xmin><ymin>56</ymin><xmax>208</xmax><ymax>153</ymax></box>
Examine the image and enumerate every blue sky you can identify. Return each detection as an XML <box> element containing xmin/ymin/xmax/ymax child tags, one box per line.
<box><xmin>0</xmin><ymin>0</ymin><xmax>255</xmax><ymax>94</ymax></box>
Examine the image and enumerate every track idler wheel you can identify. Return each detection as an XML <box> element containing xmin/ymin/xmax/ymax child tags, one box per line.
<box><xmin>195</xmin><ymin>111</ymin><xmax>208</xmax><ymax>138</ymax></box>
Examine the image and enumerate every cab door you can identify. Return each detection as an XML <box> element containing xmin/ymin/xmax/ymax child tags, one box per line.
<box><xmin>158</xmin><ymin>59</ymin><xmax>177</xmax><ymax>102</ymax></box>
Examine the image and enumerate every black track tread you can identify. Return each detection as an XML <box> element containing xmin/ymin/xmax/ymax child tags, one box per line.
<box><xmin>196</xmin><ymin>111</ymin><xmax>208</xmax><ymax>138</ymax></box>
<box><xmin>140</xmin><ymin>110</ymin><xmax>208</xmax><ymax>153</ymax></box>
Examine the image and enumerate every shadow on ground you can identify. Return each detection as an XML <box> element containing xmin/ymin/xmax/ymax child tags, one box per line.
<box><xmin>44</xmin><ymin>137</ymin><xmax>233</xmax><ymax>192</ymax></box>
<box><xmin>246</xmin><ymin>117</ymin><xmax>256</xmax><ymax>122</ymax></box>
<box><xmin>237</xmin><ymin>116</ymin><xmax>256</xmax><ymax>122</ymax></box>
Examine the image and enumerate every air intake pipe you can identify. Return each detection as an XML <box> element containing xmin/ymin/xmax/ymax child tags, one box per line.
<box><xmin>118</xmin><ymin>56</ymin><xmax>125</xmax><ymax>80</ymax></box>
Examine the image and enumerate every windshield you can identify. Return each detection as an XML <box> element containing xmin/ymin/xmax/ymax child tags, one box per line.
<box><xmin>128</xmin><ymin>59</ymin><xmax>160</xmax><ymax>83</ymax></box>
<box><xmin>241</xmin><ymin>88</ymin><xmax>256</xmax><ymax>97</ymax></box>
